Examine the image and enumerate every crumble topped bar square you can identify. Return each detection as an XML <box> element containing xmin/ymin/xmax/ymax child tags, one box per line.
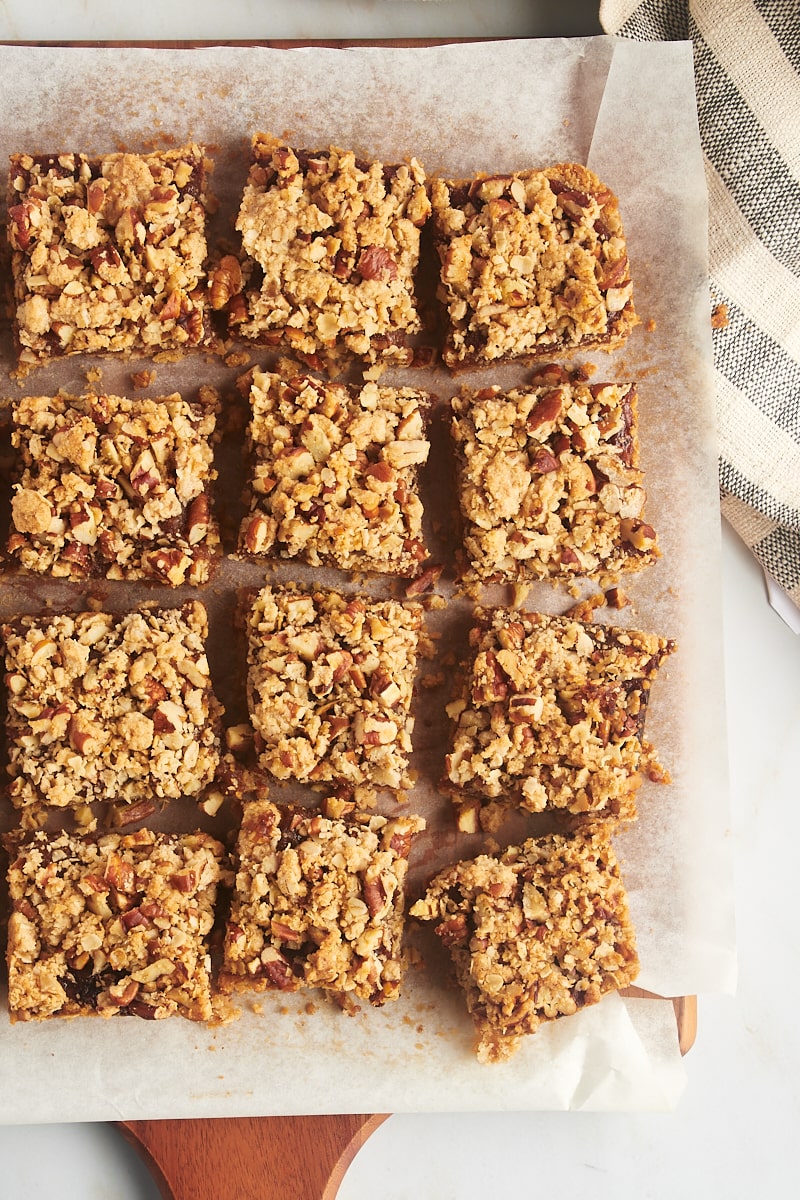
<box><xmin>7</xmin><ymin>146</ymin><xmax>211</xmax><ymax>369</ymax></box>
<box><xmin>245</xmin><ymin>584</ymin><xmax>422</xmax><ymax>792</ymax></box>
<box><xmin>450</xmin><ymin>369</ymin><xmax>658</xmax><ymax>584</ymax></box>
<box><xmin>224</xmin><ymin>137</ymin><xmax>431</xmax><ymax>369</ymax></box>
<box><xmin>220</xmin><ymin>798</ymin><xmax>425</xmax><ymax>1006</ymax></box>
<box><xmin>238</xmin><ymin>369</ymin><xmax>431</xmax><ymax>577</ymax></box>
<box><xmin>2</xmin><ymin>601</ymin><xmax>224</xmax><ymax>818</ymax></box>
<box><xmin>445</xmin><ymin>607</ymin><xmax>675</xmax><ymax>827</ymax></box>
<box><xmin>410</xmin><ymin>826</ymin><xmax>639</xmax><ymax>1062</ymax></box>
<box><xmin>3</xmin><ymin>827</ymin><xmax>226</xmax><ymax>1022</ymax></box>
<box><xmin>7</xmin><ymin>391</ymin><xmax>220</xmax><ymax>586</ymax></box>
<box><xmin>431</xmin><ymin>163</ymin><xmax>637</xmax><ymax>368</ymax></box>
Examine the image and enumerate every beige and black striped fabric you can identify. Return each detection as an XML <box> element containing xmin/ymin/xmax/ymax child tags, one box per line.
<box><xmin>600</xmin><ymin>0</ymin><xmax>800</xmax><ymax>612</ymax></box>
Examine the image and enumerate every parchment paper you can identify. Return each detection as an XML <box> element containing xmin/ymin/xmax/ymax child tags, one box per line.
<box><xmin>0</xmin><ymin>38</ymin><xmax>734</xmax><ymax>1119</ymax></box>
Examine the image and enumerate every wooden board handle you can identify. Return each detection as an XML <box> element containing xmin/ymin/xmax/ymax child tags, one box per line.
<box><xmin>119</xmin><ymin>1114</ymin><xmax>387</xmax><ymax>1200</ymax></box>
<box><xmin>622</xmin><ymin>988</ymin><xmax>698</xmax><ymax>1056</ymax></box>
<box><xmin>118</xmin><ymin>995</ymin><xmax>695</xmax><ymax>1199</ymax></box>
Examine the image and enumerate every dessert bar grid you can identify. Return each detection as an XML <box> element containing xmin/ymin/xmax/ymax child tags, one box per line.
<box><xmin>0</xmin><ymin>134</ymin><xmax>676</xmax><ymax>1059</ymax></box>
<box><xmin>6</xmin><ymin>139</ymin><xmax>641</xmax><ymax>378</ymax></box>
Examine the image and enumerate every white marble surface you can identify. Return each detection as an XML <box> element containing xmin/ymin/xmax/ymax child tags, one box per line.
<box><xmin>0</xmin><ymin>2</ymin><xmax>798</xmax><ymax>1197</ymax></box>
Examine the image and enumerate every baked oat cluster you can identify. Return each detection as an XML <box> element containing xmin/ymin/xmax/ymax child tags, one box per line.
<box><xmin>225</xmin><ymin>136</ymin><xmax>431</xmax><ymax>368</ymax></box>
<box><xmin>410</xmin><ymin>826</ymin><xmax>639</xmax><ymax>1062</ymax></box>
<box><xmin>450</xmin><ymin>369</ymin><xmax>658</xmax><ymax>585</ymax></box>
<box><xmin>4</xmin><ymin>826</ymin><xmax>226</xmax><ymax>1022</ymax></box>
<box><xmin>444</xmin><ymin>607</ymin><xmax>674</xmax><ymax>830</ymax></box>
<box><xmin>1</xmin><ymin>601</ymin><xmax>223</xmax><ymax>820</ymax></box>
<box><xmin>245</xmin><ymin>584</ymin><xmax>422</xmax><ymax>792</ymax></box>
<box><xmin>220</xmin><ymin>799</ymin><xmax>425</xmax><ymax>1007</ymax></box>
<box><xmin>7</xmin><ymin>146</ymin><xmax>210</xmax><ymax>369</ymax></box>
<box><xmin>7</xmin><ymin>391</ymin><xmax>220</xmax><ymax>586</ymax></box>
<box><xmin>431</xmin><ymin>162</ymin><xmax>637</xmax><ymax>368</ymax></box>
<box><xmin>238</xmin><ymin>368</ymin><xmax>431</xmax><ymax>577</ymax></box>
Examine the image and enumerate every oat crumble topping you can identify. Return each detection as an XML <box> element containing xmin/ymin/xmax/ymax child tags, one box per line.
<box><xmin>224</xmin><ymin>137</ymin><xmax>431</xmax><ymax>369</ymax></box>
<box><xmin>2</xmin><ymin>601</ymin><xmax>224</xmax><ymax>817</ymax></box>
<box><xmin>246</xmin><ymin>584</ymin><xmax>422</xmax><ymax>792</ymax></box>
<box><xmin>238</xmin><ymin>368</ymin><xmax>431</xmax><ymax>577</ymax></box>
<box><xmin>220</xmin><ymin>798</ymin><xmax>425</xmax><ymax>1006</ymax></box>
<box><xmin>410</xmin><ymin>826</ymin><xmax>639</xmax><ymax>1061</ymax></box>
<box><xmin>431</xmin><ymin>162</ymin><xmax>637</xmax><ymax>368</ymax></box>
<box><xmin>7</xmin><ymin>146</ymin><xmax>210</xmax><ymax>369</ymax></box>
<box><xmin>450</xmin><ymin>368</ymin><xmax>658</xmax><ymax>584</ymax></box>
<box><xmin>4</xmin><ymin>827</ymin><xmax>226</xmax><ymax>1022</ymax></box>
<box><xmin>7</xmin><ymin>391</ymin><xmax>220</xmax><ymax>585</ymax></box>
<box><xmin>444</xmin><ymin>607</ymin><xmax>674</xmax><ymax>826</ymax></box>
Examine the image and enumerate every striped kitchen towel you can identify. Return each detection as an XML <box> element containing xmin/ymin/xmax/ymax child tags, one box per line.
<box><xmin>600</xmin><ymin>0</ymin><xmax>800</xmax><ymax>616</ymax></box>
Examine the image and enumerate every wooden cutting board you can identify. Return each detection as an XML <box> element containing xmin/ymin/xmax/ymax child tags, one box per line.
<box><xmin>119</xmin><ymin>1113</ymin><xmax>389</xmax><ymax>1200</ymax></box>
<box><xmin>118</xmin><ymin>995</ymin><xmax>696</xmax><ymax>1200</ymax></box>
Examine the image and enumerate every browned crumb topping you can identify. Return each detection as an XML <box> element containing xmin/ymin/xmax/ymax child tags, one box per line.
<box><xmin>225</xmin><ymin>137</ymin><xmax>431</xmax><ymax>369</ymax></box>
<box><xmin>605</xmin><ymin>586</ymin><xmax>630</xmax><ymax>610</ymax></box>
<box><xmin>238</xmin><ymin>369</ymin><xmax>431</xmax><ymax>577</ymax></box>
<box><xmin>7</xmin><ymin>391</ymin><xmax>220</xmax><ymax>586</ymax></box>
<box><xmin>2</xmin><ymin>601</ymin><xmax>224</xmax><ymax>816</ymax></box>
<box><xmin>431</xmin><ymin>162</ymin><xmax>637</xmax><ymax>368</ymax></box>
<box><xmin>130</xmin><ymin>369</ymin><xmax>157</xmax><ymax>389</ymax></box>
<box><xmin>3</xmin><ymin>827</ymin><xmax>227</xmax><ymax>1022</ymax></box>
<box><xmin>410</xmin><ymin>826</ymin><xmax>639</xmax><ymax>1061</ymax></box>
<box><xmin>450</xmin><ymin>370</ymin><xmax>658</xmax><ymax>585</ymax></box>
<box><xmin>7</xmin><ymin>147</ymin><xmax>210</xmax><ymax>369</ymax></box>
<box><xmin>404</xmin><ymin>563</ymin><xmax>444</xmax><ymax>598</ymax></box>
<box><xmin>246</xmin><ymin>585</ymin><xmax>422</xmax><ymax>792</ymax></box>
<box><xmin>444</xmin><ymin>607</ymin><xmax>675</xmax><ymax>826</ymax></box>
<box><xmin>565</xmin><ymin>592</ymin><xmax>607</xmax><ymax>622</ymax></box>
<box><xmin>710</xmin><ymin>303</ymin><xmax>729</xmax><ymax>330</ymax></box>
<box><xmin>220</xmin><ymin>799</ymin><xmax>425</xmax><ymax>1006</ymax></box>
